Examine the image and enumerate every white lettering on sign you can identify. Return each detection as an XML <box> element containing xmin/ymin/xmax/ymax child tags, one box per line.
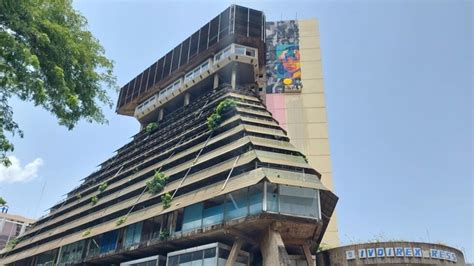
<box><xmin>346</xmin><ymin>250</ymin><xmax>356</xmax><ymax>260</ymax></box>
<box><xmin>344</xmin><ymin>246</ymin><xmax>458</xmax><ymax>262</ymax></box>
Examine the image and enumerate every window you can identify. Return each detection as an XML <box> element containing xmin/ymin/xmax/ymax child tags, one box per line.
<box><xmin>234</xmin><ymin>45</ymin><xmax>245</xmax><ymax>55</ymax></box>
<box><xmin>58</xmin><ymin>240</ymin><xmax>86</xmax><ymax>264</ymax></box>
<box><xmin>124</xmin><ymin>222</ymin><xmax>143</xmax><ymax>247</ymax></box>
<box><xmin>266</xmin><ymin>183</ymin><xmax>279</xmax><ymax>212</ymax></box>
<box><xmin>202</xmin><ymin>196</ymin><xmax>225</xmax><ymax>227</ymax></box>
<box><xmin>249</xmin><ymin>183</ymin><xmax>263</xmax><ymax>215</ymax></box>
<box><xmin>279</xmin><ymin>185</ymin><xmax>319</xmax><ymax>218</ymax></box>
<box><xmin>225</xmin><ymin>188</ymin><xmax>248</xmax><ymax>220</ymax></box>
<box><xmin>142</xmin><ymin>216</ymin><xmax>161</xmax><ymax>241</ymax></box>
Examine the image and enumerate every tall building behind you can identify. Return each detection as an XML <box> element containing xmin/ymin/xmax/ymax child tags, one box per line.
<box><xmin>0</xmin><ymin>213</ymin><xmax>34</xmax><ymax>251</ymax></box>
<box><xmin>0</xmin><ymin>5</ymin><xmax>337</xmax><ymax>265</ymax></box>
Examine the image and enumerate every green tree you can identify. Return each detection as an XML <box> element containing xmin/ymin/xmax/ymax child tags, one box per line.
<box><xmin>0</xmin><ymin>0</ymin><xmax>116</xmax><ymax>166</ymax></box>
<box><xmin>0</xmin><ymin>196</ymin><xmax>6</xmax><ymax>205</ymax></box>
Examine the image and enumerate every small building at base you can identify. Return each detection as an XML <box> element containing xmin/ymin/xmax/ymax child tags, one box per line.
<box><xmin>317</xmin><ymin>241</ymin><xmax>466</xmax><ymax>266</ymax></box>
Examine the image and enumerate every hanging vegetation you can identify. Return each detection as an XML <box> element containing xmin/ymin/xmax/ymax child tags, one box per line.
<box><xmin>6</xmin><ymin>239</ymin><xmax>18</xmax><ymax>250</ymax></box>
<box><xmin>0</xmin><ymin>196</ymin><xmax>7</xmax><ymax>205</ymax></box>
<box><xmin>91</xmin><ymin>195</ymin><xmax>98</xmax><ymax>205</ymax></box>
<box><xmin>76</xmin><ymin>193</ymin><xmax>82</xmax><ymax>200</ymax></box>
<box><xmin>116</xmin><ymin>216</ymin><xmax>128</xmax><ymax>226</ymax></box>
<box><xmin>207</xmin><ymin>99</ymin><xmax>236</xmax><ymax>130</ymax></box>
<box><xmin>161</xmin><ymin>192</ymin><xmax>172</xmax><ymax>209</ymax></box>
<box><xmin>146</xmin><ymin>170</ymin><xmax>168</xmax><ymax>194</ymax></box>
<box><xmin>145</xmin><ymin>122</ymin><xmax>158</xmax><ymax>133</ymax></box>
<box><xmin>98</xmin><ymin>182</ymin><xmax>108</xmax><ymax>193</ymax></box>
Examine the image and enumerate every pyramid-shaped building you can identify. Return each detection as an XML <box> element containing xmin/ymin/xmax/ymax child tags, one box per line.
<box><xmin>0</xmin><ymin>5</ymin><xmax>337</xmax><ymax>265</ymax></box>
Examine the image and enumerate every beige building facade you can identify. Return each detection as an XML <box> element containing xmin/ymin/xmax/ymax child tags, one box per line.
<box><xmin>265</xmin><ymin>18</ymin><xmax>339</xmax><ymax>248</ymax></box>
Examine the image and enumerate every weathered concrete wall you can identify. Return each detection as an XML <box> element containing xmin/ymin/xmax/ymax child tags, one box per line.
<box><xmin>260</xmin><ymin>226</ymin><xmax>290</xmax><ymax>266</ymax></box>
<box><xmin>317</xmin><ymin>241</ymin><xmax>466</xmax><ymax>266</ymax></box>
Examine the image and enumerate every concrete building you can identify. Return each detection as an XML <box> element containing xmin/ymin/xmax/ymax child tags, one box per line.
<box><xmin>0</xmin><ymin>5</ymin><xmax>338</xmax><ymax>265</ymax></box>
<box><xmin>0</xmin><ymin>213</ymin><xmax>34</xmax><ymax>251</ymax></box>
<box><xmin>316</xmin><ymin>241</ymin><xmax>466</xmax><ymax>266</ymax></box>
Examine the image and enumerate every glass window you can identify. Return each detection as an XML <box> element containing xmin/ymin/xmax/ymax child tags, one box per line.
<box><xmin>245</xmin><ymin>48</ymin><xmax>255</xmax><ymax>57</ymax></box>
<box><xmin>266</xmin><ymin>183</ymin><xmax>279</xmax><ymax>212</ymax></box>
<box><xmin>202</xmin><ymin>196</ymin><xmax>225</xmax><ymax>227</ymax></box>
<box><xmin>279</xmin><ymin>185</ymin><xmax>319</xmax><ymax>218</ymax></box>
<box><xmin>124</xmin><ymin>222</ymin><xmax>143</xmax><ymax>247</ymax></box>
<box><xmin>58</xmin><ymin>240</ymin><xmax>85</xmax><ymax>264</ymax></box>
<box><xmin>168</xmin><ymin>256</ymin><xmax>179</xmax><ymax>266</ymax></box>
<box><xmin>249</xmin><ymin>183</ymin><xmax>263</xmax><ymax>215</ymax></box>
<box><xmin>234</xmin><ymin>46</ymin><xmax>245</xmax><ymax>55</ymax></box>
<box><xmin>203</xmin><ymin>248</ymin><xmax>217</xmax><ymax>266</ymax></box>
<box><xmin>182</xmin><ymin>203</ymin><xmax>203</xmax><ymax>231</ymax></box>
<box><xmin>225</xmin><ymin>188</ymin><xmax>248</xmax><ymax>221</ymax></box>
<box><xmin>191</xmin><ymin>251</ymin><xmax>204</xmax><ymax>266</ymax></box>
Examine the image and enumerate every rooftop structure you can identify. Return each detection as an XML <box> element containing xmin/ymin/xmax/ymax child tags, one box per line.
<box><xmin>0</xmin><ymin>5</ymin><xmax>338</xmax><ymax>265</ymax></box>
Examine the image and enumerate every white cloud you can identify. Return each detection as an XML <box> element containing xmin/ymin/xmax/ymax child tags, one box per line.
<box><xmin>0</xmin><ymin>156</ymin><xmax>44</xmax><ymax>183</ymax></box>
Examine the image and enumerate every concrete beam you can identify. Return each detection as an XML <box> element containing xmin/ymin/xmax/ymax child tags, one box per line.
<box><xmin>225</xmin><ymin>238</ymin><xmax>243</xmax><ymax>266</ymax></box>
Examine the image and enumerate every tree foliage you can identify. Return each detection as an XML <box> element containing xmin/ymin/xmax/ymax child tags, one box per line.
<box><xmin>0</xmin><ymin>0</ymin><xmax>116</xmax><ymax>166</ymax></box>
<box><xmin>146</xmin><ymin>170</ymin><xmax>168</xmax><ymax>194</ymax></box>
<box><xmin>0</xmin><ymin>196</ymin><xmax>6</xmax><ymax>205</ymax></box>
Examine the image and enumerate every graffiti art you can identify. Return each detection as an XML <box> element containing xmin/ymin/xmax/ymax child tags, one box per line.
<box><xmin>266</xmin><ymin>20</ymin><xmax>303</xmax><ymax>93</ymax></box>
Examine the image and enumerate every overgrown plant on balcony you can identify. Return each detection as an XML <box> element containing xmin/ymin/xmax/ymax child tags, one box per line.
<box><xmin>161</xmin><ymin>192</ymin><xmax>172</xmax><ymax>209</ymax></box>
<box><xmin>82</xmin><ymin>229</ymin><xmax>91</xmax><ymax>237</ymax></box>
<box><xmin>146</xmin><ymin>170</ymin><xmax>168</xmax><ymax>194</ymax></box>
<box><xmin>6</xmin><ymin>239</ymin><xmax>18</xmax><ymax>250</ymax></box>
<box><xmin>207</xmin><ymin>99</ymin><xmax>236</xmax><ymax>130</ymax></box>
<box><xmin>145</xmin><ymin>122</ymin><xmax>158</xmax><ymax>133</ymax></box>
<box><xmin>91</xmin><ymin>195</ymin><xmax>98</xmax><ymax>205</ymax></box>
<box><xmin>98</xmin><ymin>182</ymin><xmax>108</xmax><ymax>193</ymax></box>
<box><xmin>116</xmin><ymin>215</ymin><xmax>128</xmax><ymax>226</ymax></box>
<box><xmin>159</xmin><ymin>229</ymin><xmax>170</xmax><ymax>240</ymax></box>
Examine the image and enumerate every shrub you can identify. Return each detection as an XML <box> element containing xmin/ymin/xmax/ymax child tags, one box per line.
<box><xmin>161</xmin><ymin>192</ymin><xmax>172</xmax><ymax>209</ymax></box>
<box><xmin>82</xmin><ymin>229</ymin><xmax>91</xmax><ymax>237</ymax></box>
<box><xmin>91</xmin><ymin>196</ymin><xmax>98</xmax><ymax>205</ymax></box>
<box><xmin>145</xmin><ymin>122</ymin><xmax>158</xmax><ymax>133</ymax></box>
<box><xmin>207</xmin><ymin>99</ymin><xmax>236</xmax><ymax>130</ymax></box>
<box><xmin>215</xmin><ymin>99</ymin><xmax>236</xmax><ymax>114</ymax></box>
<box><xmin>98</xmin><ymin>182</ymin><xmax>108</xmax><ymax>193</ymax></box>
<box><xmin>206</xmin><ymin>113</ymin><xmax>221</xmax><ymax>130</ymax></box>
<box><xmin>146</xmin><ymin>170</ymin><xmax>168</xmax><ymax>194</ymax></box>
<box><xmin>116</xmin><ymin>216</ymin><xmax>128</xmax><ymax>226</ymax></box>
<box><xmin>76</xmin><ymin>193</ymin><xmax>82</xmax><ymax>200</ymax></box>
<box><xmin>159</xmin><ymin>229</ymin><xmax>170</xmax><ymax>240</ymax></box>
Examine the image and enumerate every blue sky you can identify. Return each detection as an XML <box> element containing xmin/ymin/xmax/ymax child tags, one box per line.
<box><xmin>1</xmin><ymin>0</ymin><xmax>472</xmax><ymax>261</ymax></box>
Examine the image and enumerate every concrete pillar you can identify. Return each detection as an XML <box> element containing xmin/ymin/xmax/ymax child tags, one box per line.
<box><xmin>303</xmin><ymin>244</ymin><xmax>315</xmax><ymax>266</ymax></box>
<box><xmin>213</xmin><ymin>74</ymin><xmax>220</xmax><ymax>90</ymax></box>
<box><xmin>260</xmin><ymin>225</ymin><xmax>290</xmax><ymax>266</ymax></box>
<box><xmin>184</xmin><ymin>93</ymin><xmax>190</xmax><ymax>106</ymax></box>
<box><xmin>225</xmin><ymin>238</ymin><xmax>243</xmax><ymax>266</ymax></box>
<box><xmin>158</xmin><ymin>108</ymin><xmax>164</xmax><ymax>121</ymax></box>
<box><xmin>231</xmin><ymin>63</ymin><xmax>237</xmax><ymax>90</ymax></box>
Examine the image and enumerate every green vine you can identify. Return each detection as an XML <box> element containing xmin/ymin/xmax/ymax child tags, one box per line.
<box><xmin>76</xmin><ymin>193</ymin><xmax>82</xmax><ymax>200</ymax></box>
<box><xmin>207</xmin><ymin>99</ymin><xmax>236</xmax><ymax>130</ymax></box>
<box><xmin>146</xmin><ymin>170</ymin><xmax>168</xmax><ymax>194</ymax></box>
<box><xmin>98</xmin><ymin>182</ymin><xmax>108</xmax><ymax>193</ymax></box>
<box><xmin>116</xmin><ymin>216</ymin><xmax>128</xmax><ymax>226</ymax></box>
<box><xmin>161</xmin><ymin>192</ymin><xmax>172</xmax><ymax>209</ymax></box>
<box><xmin>145</xmin><ymin>122</ymin><xmax>158</xmax><ymax>133</ymax></box>
<box><xmin>0</xmin><ymin>196</ymin><xmax>6</xmax><ymax>205</ymax></box>
<box><xmin>91</xmin><ymin>195</ymin><xmax>98</xmax><ymax>205</ymax></box>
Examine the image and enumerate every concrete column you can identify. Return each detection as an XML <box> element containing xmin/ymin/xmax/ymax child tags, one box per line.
<box><xmin>231</xmin><ymin>63</ymin><xmax>237</xmax><ymax>90</ymax></box>
<box><xmin>303</xmin><ymin>244</ymin><xmax>315</xmax><ymax>266</ymax></box>
<box><xmin>225</xmin><ymin>238</ymin><xmax>243</xmax><ymax>266</ymax></box>
<box><xmin>184</xmin><ymin>92</ymin><xmax>191</xmax><ymax>106</ymax></box>
<box><xmin>260</xmin><ymin>225</ymin><xmax>290</xmax><ymax>266</ymax></box>
<box><xmin>213</xmin><ymin>74</ymin><xmax>220</xmax><ymax>90</ymax></box>
<box><xmin>158</xmin><ymin>108</ymin><xmax>164</xmax><ymax>121</ymax></box>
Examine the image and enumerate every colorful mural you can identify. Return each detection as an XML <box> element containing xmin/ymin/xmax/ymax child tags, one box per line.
<box><xmin>266</xmin><ymin>20</ymin><xmax>302</xmax><ymax>93</ymax></box>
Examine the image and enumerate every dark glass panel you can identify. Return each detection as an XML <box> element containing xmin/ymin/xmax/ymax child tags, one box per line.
<box><xmin>189</xmin><ymin>30</ymin><xmax>200</xmax><ymax>60</ymax></box>
<box><xmin>146</xmin><ymin>61</ymin><xmax>158</xmax><ymax>90</ymax></box>
<box><xmin>154</xmin><ymin>58</ymin><xmax>164</xmax><ymax>84</ymax></box>
<box><xmin>198</xmin><ymin>24</ymin><xmax>209</xmax><ymax>53</ymax></box>
<box><xmin>180</xmin><ymin>37</ymin><xmax>190</xmax><ymax>67</ymax></box>
<box><xmin>208</xmin><ymin>16</ymin><xmax>219</xmax><ymax>46</ymax></box>
<box><xmin>171</xmin><ymin>44</ymin><xmax>181</xmax><ymax>73</ymax></box>
<box><xmin>235</xmin><ymin>6</ymin><xmax>248</xmax><ymax>36</ymax></box>
<box><xmin>162</xmin><ymin>51</ymin><xmax>173</xmax><ymax>78</ymax></box>
<box><xmin>219</xmin><ymin>7</ymin><xmax>230</xmax><ymax>39</ymax></box>
<box><xmin>248</xmin><ymin>9</ymin><xmax>262</xmax><ymax>38</ymax></box>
